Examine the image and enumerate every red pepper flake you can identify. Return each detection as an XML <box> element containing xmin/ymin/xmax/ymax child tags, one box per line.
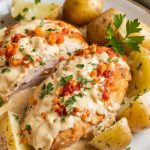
<box><xmin>54</xmin><ymin>104</ymin><xmax>67</xmax><ymax>116</ymax></box>
<box><xmin>41</xmin><ymin>112</ymin><xmax>47</xmax><ymax>119</ymax></box>
<box><xmin>102</xmin><ymin>88</ymin><xmax>109</xmax><ymax>101</ymax></box>
<box><xmin>11</xmin><ymin>34</ymin><xmax>23</xmax><ymax>43</ymax></box>
<box><xmin>5</xmin><ymin>43</ymin><xmax>18</xmax><ymax>58</ymax></box>
<box><xmin>61</xmin><ymin>81</ymin><xmax>82</xmax><ymax>96</ymax></box>
<box><xmin>102</xmin><ymin>70</ymin><xmax>112</xmax><ymax>78</ymax></box>
<box><xmin>62</xmin><ymin>28</ymin><xmax>69</xmax><ymax>35</ymax></box>
<box><xmin>81</xmin><ymin>109</ymin><xmax>90</xmax><ymax>121</ymax></box>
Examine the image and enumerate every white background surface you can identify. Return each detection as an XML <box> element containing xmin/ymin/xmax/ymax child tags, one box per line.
<box><xmin>0</xmin><ymin>0</ymin><xmax>150</xmax><ymax>149</ymax></box>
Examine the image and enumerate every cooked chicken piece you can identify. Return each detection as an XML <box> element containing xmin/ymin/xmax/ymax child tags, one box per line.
<box><xmin>0</xmin><ymin>19</ymin><xmax>88</xmax><ymax>102</ymax></box>
<box><xmin>22</xmin><ymin>45</ymin><xmax>131</xmax><ymax>150</ymax></box>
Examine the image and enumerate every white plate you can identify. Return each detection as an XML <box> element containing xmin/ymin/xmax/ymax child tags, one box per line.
<box><xmin>0</xmin><ymin>0</ymin><xmax>150</xmax><ymax>150</ymax></box>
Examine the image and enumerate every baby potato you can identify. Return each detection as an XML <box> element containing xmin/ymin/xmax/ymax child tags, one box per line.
<box><xmin>0</xmin><ymin>111</ymin><xmax>32</xmax><ymax>150</ymax></box>
<box><xmin>11</xmin><ymin>0</ymin><xmax>62</xmax><ymax>21</ymax></box>
<box><xmin>127</xmin><ymin>47</ymin><xmax>150</xmax><ymax>97</ymax></box>
<box><xmin>118</xmin><ymin>91</ymin><xmax>150</xmax><ymax>132</ymax></box>
<box><xmin>90</xmin><ymin>118</ymin><xmax>132</xmax><ymax>150</ymax></box>
<box><xmin>87</xmin><ymin>8</ymin><xmax>122</xmax><ymax>45</ymax></box>
<box><xmin>63</xmin><ymin>0</ymin><xmax>103</xmax><ymax>25</ymax></box>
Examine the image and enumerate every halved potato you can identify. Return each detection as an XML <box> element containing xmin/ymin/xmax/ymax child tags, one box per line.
<box><xmin>127</xmin><ymin>47</ymin><xmax>150</xmax><ymax>97</ymax></box>
<box><xmin>0</xmin><ymin>111</ymin><xmax>32</xmax><ymax>150</ymax></box>
<box><xmin>90</xmin><ymin>118</ymin><xmax>132</xmax><ymax>150</ymax></box>
<box><xmin>11</xmin><ymin>0</ymin><xmax>62</xmax><ymax>21</ymax></box>
<box><xmin>118</xmin><ymin>91</ymin><xmax>150</xmax><ymax>132</ymax></box>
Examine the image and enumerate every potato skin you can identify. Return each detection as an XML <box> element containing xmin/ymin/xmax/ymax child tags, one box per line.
<box><xmin>90</xmin><ymin>118</ymin><xmax>132</xmax><ymax>150</ymax></box>
<box><xmin>119</xmin><ymin>97</ymin><xmax>150</xmax><ymax>132</ymax></box>
<box><xmin>63</xmin><ymin>0</ymin><xmax>103</xmax><ymax>25</ymax></box>
<box><xmin>87</xmin><ymin>8</ymin><xmax>120</xmax><ymax>45</ymax></box>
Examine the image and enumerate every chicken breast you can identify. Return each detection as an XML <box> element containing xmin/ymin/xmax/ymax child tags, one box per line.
<box><xmin>22</xmin><ymin>45</ymin><xmax>131</xmax><ymax>150</ymax></box>
<box><xmin>0</xmin><ymin>19</ymin><xmax>88</xmax><ymax>102</ymax></box>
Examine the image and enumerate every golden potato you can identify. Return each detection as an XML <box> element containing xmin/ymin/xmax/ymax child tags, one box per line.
<box><xmin>11</xmin><ymin>0</ymin><xmax>62</xmax><ymax>21</ymax></box>
<box><xmin>127</xmin><ymin>47</ymin><xmax>150</xmax><ymax>97</ymax></box>
<box><xmin>0</xmin><ymin>111</ymin><xmax>32</xmax><ymax>150</ymax></box>
<box><xmin>90</xmin><ymin>118</ymin><xmax>132</xmax><ymax>150</ymax></box>
<box><xmin>118</xmin><ymin>91</ymin><xmax>150</xmax><ymax>132</ymax></box>
<box><xmin>63</xmin><ymin>0</ymin><xmax>103</xmax><ymax>25</ymax></box>
<box><xmin>87</xmin><ymin>8</ymin><xmax>122</xmax><ymax>45</ymax></box>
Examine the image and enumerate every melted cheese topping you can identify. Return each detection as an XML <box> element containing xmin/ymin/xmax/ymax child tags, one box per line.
<box><xmin>22</xmin><ymin>45</ymin><xmax>130</xmax><ymax>150</ymax></box>
<box><xmin>0</xmin><ymin>19</ymin><xmax>88</xmax><ymax>99</ymax></box>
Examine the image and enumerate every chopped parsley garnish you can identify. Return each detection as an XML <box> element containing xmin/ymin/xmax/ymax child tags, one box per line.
<box><xmin>106</xmin><ymin>14</ymin><xmax>144</xmax><ymax>56</ymax></box>
<box><xmin>60</xmin><ymin>97</ymin><xmax>65</xmax><ymax>103</ymax></box>
<box><xmin>61</xmin><ymin>116</ymin><xmax>65</xmax><ymax>122</ymax></box>
<box><xmin>65</xmin><ymin>96</ymin><xmax>77</xmax><ymax>107</ymax></box>
<box><xmin>31</xmin><ymin>16</ymin><xmax>36</xmax><ymax>20</ymax></box>
<box><xmin>39</xmin><ymin>19</ymin><xmax>44</xmax><ymax>27</ymax></box>
<box><xmin>32</xmin><ymin>48</ymin><xmax>36</xmax><ymax>52</ymax></box>
<box><xmin>77</xmin><ymin>77</ymin><xmax>88</xmax><ymax>84</ymax></box>
<box><xmin>39</xmin><ymin>61</ymin><xmax>46</xmax><ymax>65</ymax></box>
<box><xmin>13</xmin><ymin>114</ymin><xmax>19</xmax><ymax>120</ymax></box>
<box><xmin>76</xmin><ymin>64</ymin><xmax>84</xmax><ymax>69</ymax></box>
<box><xmin>107</xmin><ymin>57</ymin><xmax>119</xmax><ymax>63</ymax></box>
<box><xmin>35</xmin><ymin>0</ymin><xmax>41</xmax><ymax>4</ymax></box>
<box><xmin>136</xmin><ymin>62</ymin><xmax>142</xmax><ymax>70</ymax></box>
<box><xmin>46</xmin><ymin>28</ymin><xmax>57</xmax><ymax>32</ymax></box>
<box><xmin>0</xmin><ymin>96</ymin><xmax>3</xmax><ymax>107</ymax></box>
<box><xmin>25</xmin><ymin>124</ymin><xmax>32</xmax><ymax>132</ymax></box>
<box><xmin>19</xmin><ymin>47</ymin><xmax>24</xmax><ymax>52</ymax></box>
<box><xmin>126</xmin><ymin>147</ymin><xmax>131</xmax><ymax>150</ymax></box>
<box><xmin>39</xmin><ymin>82</ymin><xmax>54</xmax><ymax>99</ymax></box>
<box><xmin>60</xmin><ymin>75</ymin><xmax>73</xmax><ymax>86</ymax></box>
<box><xmin>14</xmin><ymin>13</ymin><xmax>25</xmax><ymax>21</ymax></box>
<box><xmin>91</xmin><ymin>50</ymin><xmax>95</xmax><ymax>54</ymax></box>
<box><xmin>28</xmin><ymin>55</ymin><xmax>34</xmax><ymax>62</ymax></box>
<box><xmin>67</xmin><ymin>51</ymin><xmax>72</xmax><ymax>56</ymax></box>
<box><xmin>75</xmin><ymin>93</ymin><xmax>83</xmax><ymax>97</ymax></box>
<box><xmin>1</xmin><ymin>68</ymin><xmax>11</xmax><ymax>74</ymax></box>
<box><xmin>23</xmin><ymin>7</ymin><xmax>29</xmax><ymax>12</ymax></box>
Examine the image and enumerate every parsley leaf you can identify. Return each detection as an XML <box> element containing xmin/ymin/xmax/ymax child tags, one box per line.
<box><xmin>13</xmin><ymin>114</ymin><xmax>19</xmax><ymax>120</ymax></box>
<box><xmin>126</xmin><ymin>147</ymin><xmax>131</xmax><ymax>150</ymax></box>
<box><xmin>65</xmin><ymin>96</ymin><xmax>77</xmax><ymax>107</ymax></box>
<box><xmin>124</xmin><ymin>36</ymin><xmax>144</xmax><ymax>51</ymax></box>
<box><xmin>35</xmin><ymin>0</ymin><xmax>41</xmax><ymax>4</ymax></box>
<box><xmin>76</xmin><ymin>64</ymin><xmax>84</xmax><ymax>69</ymax></box>
<box><xmin>107</xmin><ymin>58</ymin><xmax>118</xmax><ymax>63</ymax></box>
<box><xmin>28</xmin><ymin>55</ymin><xmax>34</xmax><ymax>62</ymax></box>
<box><xmin>108</xmin><ymin>36</ymin><xmax>125</xmax><ymax>56</ymax></box>
<box><xmin>0</xmin><ymin>96</ymin><xmax>3</xmax><ymax>107</ymax></box>
<box><xmin>25</xmin><ymin>124</ymin><xmax>32</xmax><ymax>131</ymax></box>
<box><xmin>106</xmin><ymin>14</ymin><xmax>145</xmax><ymax>56</ymax></box>
<box><xmin>60</xmin><ymin>75</ymin><xmax>73</xmax><ymax>86</ymax></box>
<box><xmin>113</xmin><ymin>14</ymin><xmax>126</xmax><ymax>30</ymax></box>
<box><xmin>39</xmin><ymin>19</ymin><xmax>44</xmax><ymax>27</ymax></box>
<box><xmin>39</xmin><ymin>61</ymin><xmax>46</xmax><ymax>65</ymax></box>
<box><xmin>23</xmin><ymin>7</ymin><xmax>29</xmax><ymax>12</ymax></box>
<box><xmin>75</xmin><ymin>93</ymin><xmax>83</xmax><ymax>97</ymax></box>
<box><xmin>31</xmin><ymin>16</ymin><xmax>36</xmax><ymax>20</ymax></box>
<box><xmin>126</xmin><ymin>19</ymin><xmax>142</xmax><ymax>36</ymax></box>
<box><xmin>67</xmin><ymin>51</ymin><xmax>72</xmax><ymax>56</ymax></box>
<box><xmin>1</xmin><ymin>68</ymin><xmax>11</xmax><ymax>74</ymax></box>
<box><xmin>14</xmin><ymin>13</ymin><xmax>25</xmax><ymax>21</ymax></box>
<box><xmin>46</xmin><ymin>28</ymin><xmax>57</xmax><ymax>32</ymax></box>
<box><xmin>77</xmin><ymin>77</ymin><xmax>88</xmax><ymax>84</ymax></box>
<box><xmin>106</xmin><ymin>24</ymin><xmax>113</xmax><ymax>40</ymax></box>
<box><xmin>39</xmin><ymin>82</ymin><xmax>54</xmax><ymax>99</ymax></box>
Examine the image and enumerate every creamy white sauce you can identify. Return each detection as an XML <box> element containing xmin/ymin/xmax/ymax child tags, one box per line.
<box><xmin>23</xmin><ymin>49</ymin><xmax>129</xmax><ymax>149</ymax></box>
<box><xmin>0</xmin><ymin>19</ymin><xmax>88</xmax><ymax>97</ymax></box>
